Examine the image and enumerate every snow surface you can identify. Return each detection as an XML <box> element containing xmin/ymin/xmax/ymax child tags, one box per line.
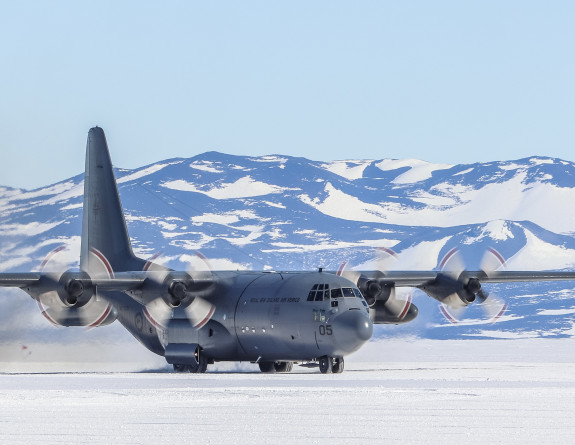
<box><xmin>1</xmin><ymin>339</ymin><xmax>574</xmax><ymax>444</ymax></box>
<box><xmin>299</xmin><ymin>182</ymin><xmax>390</xmax><ymax>223</ymax></box>
<box><xmin>376</xmin><ymin>159</ymin><xmax>453</xmax><ymax>184</ymax></box>
<box><xmin>162</xmin><ymin>176</ymin><xmax>293</xmax><ymax>199</ymax></box>
<box><xmin>189</xmin><ymin>160</ymin><xmax>225</xmax><ymax>173</ymax></box>
<box><xmin>117</xmin><ymin>162</ymin><xmax>177</xmax><ymax>183</ymax></box>
<box><xmin>321</xmin><ymin>160</ymin><xmax>372</xmax><ymax>180</ymax></box>
<box><xmin>505</xmin><ymin>229</ymin><xmax>575</xmax><ymax>270</ymax></box>
<box><xmin>294</xmin><ymin>169</ymin><xmax>575</xmax><ymax>234</ymax></box>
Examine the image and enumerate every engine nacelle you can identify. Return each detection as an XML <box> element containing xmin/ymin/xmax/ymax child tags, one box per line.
<box><xmin>419</xmin><ymin>273</ymin><xmax>480</xmax><ymax>308</ymax></box>
<box><xmin>135</xmin><ymin>271</ymin><xmax>194</xmax><ymax>308</ymax></box>
<box><xmin>369</xmin><ymin>299</ymin><xmax>418</xmax><ymax>324</ymax></box>
<box><xmin>357</xmin><ymin>277</ymin><xmax>393</xmax><ymax>307</ymax></box>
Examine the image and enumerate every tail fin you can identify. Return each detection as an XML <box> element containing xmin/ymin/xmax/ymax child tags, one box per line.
<box><xmin>80</xmin><ymin>127</ymin><xmax>145</xmax><ymax>273</ymax></box>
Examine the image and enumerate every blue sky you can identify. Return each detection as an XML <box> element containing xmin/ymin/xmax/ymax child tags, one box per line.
<box><xmin>1</xmin><ymin>1</ymin><xmax>574</xmax><ymax>189</ymax></box>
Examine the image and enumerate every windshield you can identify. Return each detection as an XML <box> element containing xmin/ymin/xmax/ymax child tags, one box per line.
<box><xmin>331</xmin><ymin>287</ymin><xmax>359</xmax><ymax>298</ymax></box>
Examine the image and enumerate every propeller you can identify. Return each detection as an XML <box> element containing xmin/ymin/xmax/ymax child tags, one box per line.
<box><xmin>33</xmin><ymin>246</ymin><xmax>116</xmax><ymax>327</ymax></box>
<box><xmin>339</xmin><ymin>248</ymin><xmax>415</xmax><ymax>322</ymax></box>
<box><xmin>141</xmin><ymin>252</ymin><xmax>216</xmax><ymax>330</ymax></box>
<box><xmin>438</xmin><ymin>247</ymin><xmax>508</xmax><ymax>324</ymax></box>
<box><xmin>338</xmin><ymin>247</ymin><xmax>400</xmax><ymax>306</ymax></box>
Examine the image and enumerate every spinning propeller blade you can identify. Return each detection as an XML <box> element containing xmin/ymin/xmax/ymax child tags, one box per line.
<box><xmin>141</xmin><ymin>252</ymin><xmax>216</xmax><ymax>330</ymax></box>
<box><xmin>35</xmin><ymin>246</ymin><xmax>115</xmax><ymax>327</ymax></box>
<box><xmin>340</xmin><ymin>248</ymin><xmax>414</xmax><ymax>320</ymax></box>
<box><xmin>439</xmin><ymin>248</ymin><xmax>508</xmax><ymax>324</ymax></box>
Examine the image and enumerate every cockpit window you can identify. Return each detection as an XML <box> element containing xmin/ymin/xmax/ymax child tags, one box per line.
<box><xmin>353</xmin><ymin>288</ymin><xmax>364</xmax><ymax>299</ymax></box>
<box><xmin>342</xmin><ymin>288</ymin><xmax>355</xmax><ymax>297</ymax></box>
<box><xmin>307</xmin><ymin>283</ymin><xmax>330</xmax><ymax>301</ymax></box>
<box><xmin>330</xmin><ymin>288</ymin><xmax>357</xmax><ymax>298</ymax></box>
<box><xmin>330</xmin><ymin>288</ymin><xmax>343</xmax><ymax>299</ymax></box>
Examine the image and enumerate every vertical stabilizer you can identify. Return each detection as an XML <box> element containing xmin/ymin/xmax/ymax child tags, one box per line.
<box><xmin>80</xmin><ymin>127</ymin><xmax>143</xmax><ymax>273</ymax></box>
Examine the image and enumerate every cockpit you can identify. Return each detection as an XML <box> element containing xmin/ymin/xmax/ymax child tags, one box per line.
<box><xmin>306</xmin><ymin>283</ymin><xmax>368</xmax><ymax>309</ymax></box>
<box><xmin>307</xmin><ymin>283</ymin><xmax>330</xmax><ymax>301</ymax></box>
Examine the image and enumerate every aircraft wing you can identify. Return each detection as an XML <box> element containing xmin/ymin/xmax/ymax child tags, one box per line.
<box><xmin>0</xmin><ymin>272</ymin><xmax>147</xmax><ymax>291</ymax></box>
<box><xmin>354</xmin><ymin>270</ymin><xmax>575</xmax><ymax>287</ymax></box>
<box><xmin>347</xmin><ymin>269</ymin><xmax>575</xmax><ymax>310</ymax></box>
<box><xmin>474</xmin><ymin>270</ymin><xmax>575</xmax><ymax>283</ymax></box>
<box><xmin>0</xmin><ymin>273</ymin><xmax>43</xmax><ymax>288</ymax></box>
<box><xmin>0</xmin><ymin>270</ymin><xmax>212</xmax><ymax>309</ymax></box>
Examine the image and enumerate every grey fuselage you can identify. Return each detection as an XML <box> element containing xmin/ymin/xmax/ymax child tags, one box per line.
<box><xmin>110</xmin><ymin>271</ymin><xmax>373</xmax><ymax>363</ymax></box>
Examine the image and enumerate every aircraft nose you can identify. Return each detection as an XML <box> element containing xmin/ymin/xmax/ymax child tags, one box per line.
<box><xmin>331</xmin><ymin>309</ymin><xmax>373</xmax><ymax>355</ymax></box>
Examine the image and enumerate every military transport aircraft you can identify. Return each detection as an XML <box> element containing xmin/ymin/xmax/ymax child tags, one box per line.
<box><xmin>1</xmin><ymin>127</ymin><xmax>575</xmax><ymax>374</ymax></box>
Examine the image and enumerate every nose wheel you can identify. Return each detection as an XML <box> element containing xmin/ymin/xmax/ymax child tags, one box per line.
<box><xmin>319</xmin><ymin>356</ymin><xmax>344</xmax><ymax>374</ymax></box>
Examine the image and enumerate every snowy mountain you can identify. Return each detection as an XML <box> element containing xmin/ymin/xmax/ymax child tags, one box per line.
<box><xmin>1</xmin><ymin>153</ymin><xmax>575</xmax><ymax>341</ymax></box>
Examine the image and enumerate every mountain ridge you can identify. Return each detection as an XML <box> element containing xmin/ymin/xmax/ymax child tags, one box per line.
<box><xmin>1</xmin><ymin>152</ymin><xmax>575</xmax><ymax>340</ymax></box>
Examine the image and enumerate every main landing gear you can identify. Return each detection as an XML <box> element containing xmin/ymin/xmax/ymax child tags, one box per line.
<box><xmin>172</xmin><ymin>351</ymin><xmax>209</xmax><ymax>373</ymax></box>
<box><xmin>319</xmin><ymin>355</ymin><xmax>344</xmax><ymax>374</ymax></box>
<box><xmin>258</xmin><ymin>357</ymin><xmax>344</xmax><ymax>374</ymax></box>
<box><xmin>258</xmin><ymin>361</ymin><xmax>294</xmax><ymax>373</ymax></box>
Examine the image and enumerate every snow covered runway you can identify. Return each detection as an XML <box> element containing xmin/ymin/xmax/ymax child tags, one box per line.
<box><xmin>2</xmin><ymin>358</ymin><xmax>574</xmax><ymax>444</ymax></box>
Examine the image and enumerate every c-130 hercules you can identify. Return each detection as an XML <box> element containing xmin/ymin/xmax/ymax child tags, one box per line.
<box><xmin>2</xmin><ymin>127</ymin><xmax>575</xmax><ymax>374</ymax></box>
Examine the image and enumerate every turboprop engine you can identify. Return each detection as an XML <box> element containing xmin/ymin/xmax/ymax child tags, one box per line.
<box><xmin>24</xmin><ymin>269</ymin><xmax>117</xmax><ymax>327</ymax></box>
<box><xmin>357</xmin><ymin>277</ymin><xmax>418</xmax><ymax>324</ymax></box>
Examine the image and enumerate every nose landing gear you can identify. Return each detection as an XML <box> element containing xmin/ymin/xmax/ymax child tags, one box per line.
<box><xmin>319</xmin><ymin>355</ymin><xmax>344</xmax><ymax>374</ymax></box>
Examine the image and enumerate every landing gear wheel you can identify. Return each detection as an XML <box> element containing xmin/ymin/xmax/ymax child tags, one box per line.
<box><xmin>332</xmin><ymin>357</ymin><xmax>344</xmax><ymax>374</ymax></box>
<box><xmin>259</xmin><ymin>361</ymin><xmax>276</xmax><ymax>373</ymax></box>
<box><xmin>189</xmin><ymin>350</ymin><xmax>209</xmax><ymax>373</ymax></box>
<box><xmin>173</xmin><ymin>364</ymin><xmax>188</xmax><ymax>373</ymax></box>
<box><xmin>319</xmin><ymin>355</ymin><xmax>333</xmax><ymax>374</ymax></box>
<box><xmin>274</xmin><ymin>361</ymin><xmax>293</xmax><ymax>373</ymax></box>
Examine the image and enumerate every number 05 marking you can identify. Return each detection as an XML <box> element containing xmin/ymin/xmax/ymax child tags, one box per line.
<box><xmin>318</xmin><ymin>325</ymin><xmax>333</xmax><ymax>335</ymax></box>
